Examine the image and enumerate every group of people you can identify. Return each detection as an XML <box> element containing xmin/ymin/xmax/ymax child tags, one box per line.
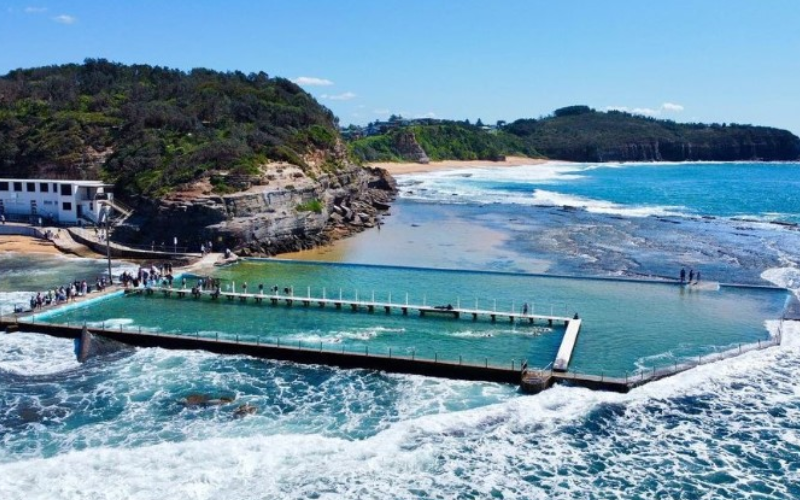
<box><xmin>24</xmin><ymin>276</ymin><xmax>111</xmax><ymax>312</ymax></box>
<box><xmin>199</xmin><ymin>240</ymin><xmax>214</xmax><ymax>256</ymax></box>
<box><xmin>679</xmin><ymin>267</ymin><xmax>701</xmax><ymax>284</ymax></box>
<box><xmin>122</xmin><ymin>263</ymin><xmax>177</xmax><ymax>289</ymax></box>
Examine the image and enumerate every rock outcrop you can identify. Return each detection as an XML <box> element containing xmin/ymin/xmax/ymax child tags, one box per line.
<box><xmin>393</xmin><ymin>130</ymin><xmax>430</xmax><ymax>164</ymax></box>
<box><xmin>116</xmin><ymin>162</ymin><xmax>396</xmax><ymax>255</ymax></box>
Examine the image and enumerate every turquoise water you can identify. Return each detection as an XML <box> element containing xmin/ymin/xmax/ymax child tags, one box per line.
<box><xmin>37</xmin><ymin>260</ymin><xmax>787</xmax><ymax>376</ymax></box>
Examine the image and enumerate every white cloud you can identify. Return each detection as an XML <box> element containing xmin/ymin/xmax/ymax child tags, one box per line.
<box><xmin>25</xmin><ymin>7</ymin><xmax>47</xmax><ymax>14</ymax></box>
<box><xmin>414</xmin><ymin>112</ymin><xmax>437</xmax><ymax>119</ymax></box>
<box><xmin>321</xmin><ymin>91</ymin><xmax>356</xmax><ymax>101</ymax></box>
<box><xmin>662</xmin><ymin>102</ymin><xmax>685</xmax><ymax>112</ymax></box>
<box><xmin>373</xmin><ymin>108</ymin><xmax>391</xmax><ymax>116</ymax></box>
<box><xmin>292</xmin><ymin>76</ymin><xmax>334</xmax><ymax>86</ymax></box>
<box><xmin>605</xmin><ymin>102</ymin><xmax>685</xmax><ymax>117</ymax></box>
<box><xmin>52</xmin><ymin>14</ymin><xmax>77</xmax><ymax>24</ymax></box>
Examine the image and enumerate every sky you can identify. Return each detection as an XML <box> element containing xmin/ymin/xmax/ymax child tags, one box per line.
<box><xmin>1</xmin><ymin>0</ymin><xmax>799</xmax><ymax>134</ymax></box>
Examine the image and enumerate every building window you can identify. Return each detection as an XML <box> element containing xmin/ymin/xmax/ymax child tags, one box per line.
<box><xmin>0</xmin><ymin>182</ymin><xmax>8</xmax><ymax>191</ymax></box>
<box><xmin>13</xmin><ymin>182</ymin><xmax>22</xmax><ymax>192</ymax></box>
<box><xmin>26</xmin><ymin>182</ymin><xmax>36</xmax><ymax>192</ymax></box>
<box><xmin>40</xmin><ymin>183</ymin><xmax>49</xmax><ymax>193</ymax></box>
<box><xmin>60</xmin><ymin>184</ymin><xmax>72</xmax><ymax>196</ymax></box>
<box><xmin>62</xmin><ymin>202</ymin><xmax>72</xmax><ymax>211</ymax></box>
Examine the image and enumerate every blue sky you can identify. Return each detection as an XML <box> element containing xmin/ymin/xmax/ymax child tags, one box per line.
<box><xmin>2</xmin><ymin>1</ymin><xmax>799</xmax><ymax>134</ymax></box>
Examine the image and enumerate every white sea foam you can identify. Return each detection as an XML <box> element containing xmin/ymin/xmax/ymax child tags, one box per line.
<box><xmin>0</xmin><ymin>332</ymin><xmax>80</xmax><ymax>375</ymax></box>
<box><xmin>283</xmin><ymin>326</ymin><xmax>406</xmax><ymax>344</ymax></box>
<box><xmin>398</xmin><ymin>163</ymin><xmax>589</xmax><ymax>206</ymax></box>
<box><xmin>448</xmin><ymin>326</ymin><xmax>551</xmax><ymax>338</ymax></box>
<box><xmin>1</xmin><ymin>324</ymin><xmax>799</xmax><ymax>499</ymax></box>
<box><xmin>85</xmin><ymin>318</ymin><xmax>135</xmax><ymax>330</ymax></box>
<box><xmin>398</xmin><ymin>163</ymin><xmax>692</xmax><ymax>218</ymax></box>
<box><xmin>2</xmin><ymin>333</ymin><xmax>798</xmax><ymax>500</ymax></box>
<box><xmin>398</xmin><ymin>161</ymin><xmax>585</xmax><ymax>185</ymax></box>
<box><xmin>0</xmin><ymin>291</ymin><xmax>35</xmax><ymax>316</ymax></box>
<box><xmin>531</xmin><ymin>189</ymin><xmax>687</xmax><ymax>217</ymax></box>
<box><xmin>761</xmin><ymin>266</ymin><xmax>800</xmax><ymax>298</ymax></box>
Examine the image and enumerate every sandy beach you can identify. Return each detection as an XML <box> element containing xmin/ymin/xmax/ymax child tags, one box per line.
<box><xmin>0</xmin><ymin>235</ymin><xmax>62</xmax><ymax>255</ymax></box>
<box><xmin>369</xmin><ymin>156</ymin><xmax>548</xmax><ymax>175</ymax></box>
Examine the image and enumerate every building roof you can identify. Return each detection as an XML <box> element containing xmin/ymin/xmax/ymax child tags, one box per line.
<box><xmin>0</xmin><ymin>178</ymin><xmax>113</xmax><ymax>188</ymax></box>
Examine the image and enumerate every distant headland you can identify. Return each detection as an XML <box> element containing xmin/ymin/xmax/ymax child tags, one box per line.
<box><xmin>345</xmin><ymin>105</ymin><xmax>800</xmax><ymax>164</ymax></box>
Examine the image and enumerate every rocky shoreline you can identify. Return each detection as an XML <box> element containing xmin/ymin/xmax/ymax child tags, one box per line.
<box><xmin>114</xmin><ymin>163</ymin><xmax>397</xmax><ymax>257</ymax></box>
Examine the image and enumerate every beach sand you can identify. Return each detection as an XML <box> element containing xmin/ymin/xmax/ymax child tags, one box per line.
<box><xmin>0</xmin><ymin>235</ymin><xmax>61</xmax><ymax>255</ymax></box>
<box><xmin>369</xmin><ymin>156</ymin><xmax>548</xmax><ymax>175</ymax></box>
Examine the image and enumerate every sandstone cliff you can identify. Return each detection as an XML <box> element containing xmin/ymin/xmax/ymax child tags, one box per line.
<box><xmin>116</xmin><ymin>161</ymin><xmax>396</xmax><ymax>255</ymax></box>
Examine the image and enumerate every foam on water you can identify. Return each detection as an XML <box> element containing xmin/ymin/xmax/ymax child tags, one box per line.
<box><xmin>447</xmin><ymin>326</ymin><xmax>552</xmax><ymax>338</ymax></box>
<box><xmin>85</xmin><ymin>318</ymin><xmax>135</xmax><ymax>329</ymax></box>
<box><xmin>762</xmin><ymin>266</ymin><xmax>800</xmax><ymax>297</ymax></box>
<box><xmin>0</xmin><ymin>291</ymin><xmax>35</xmax><ymax>316</ymax></box>
<box><xmin>398</xmin><ymin>161</ymin><xmax>800</xmax><ymax>227</ymax></box>
<box><xmin>530</xmin><ymin>189</ymin><xmax>688</xmax><ymax>217</ymax></box>
<box><xmin>283</xmin><ymin>326</ymin><xmax>407</xmax><ymax>344</ymax></box>
<box><xmin>0</xmin><ymin>333</ymin><xmax>80</xmax><ymax>376</ymax></box>
<box><xmin>1</xmin><ymin>323</ymin><xmax>799</xmax><ymax>499</ymax></box>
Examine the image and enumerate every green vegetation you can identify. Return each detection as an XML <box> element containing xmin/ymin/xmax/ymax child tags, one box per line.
<box><xmin>348</xmin><ymin>122</ymin><xmax>542</xmax><ymax>163</ymax></box>
<box><xmin>347</xmin><ymin>107</ymin><xmax>799</xmax><ymax>164</ymax></box>
<box><xmin>413</xmin><ymin>124</ymin><xmax>538</xmax><ymax>161</ymax></box>
<box><xmin>505</xmin><ymin>106</ymin><xmax>800</xmax><ymax>162</ymax></box>
<box><xmin>295</xmin><ymin>198</ymin><xmax>324</xmax><ymax>214</ymax></box>
<box><xmin>0</xmin><ymin>59</ymin><xmax>344</xmax><ymax>197</ymax></box>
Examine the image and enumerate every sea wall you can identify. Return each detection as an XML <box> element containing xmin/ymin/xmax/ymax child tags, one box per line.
<box><xmin>4</xmin><ymin>321</ymin><xmax>523</xmax><ymax>385</ymax></box>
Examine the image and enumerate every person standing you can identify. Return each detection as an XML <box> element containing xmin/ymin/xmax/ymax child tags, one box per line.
<box><xmin>689</xmin><ymin>269</ymin><xmax>695</xmax><ymax>283</ymax></box>
<box><xmin>680</xmin><ymin>268</ymin><xmax>686</xmax><ymax>283</ymax></box>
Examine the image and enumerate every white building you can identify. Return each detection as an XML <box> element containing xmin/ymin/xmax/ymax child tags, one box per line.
<box><xmin>0</xmin><ymin>178</ymin><xmax>114</xmax><ymax>224</ymax></box>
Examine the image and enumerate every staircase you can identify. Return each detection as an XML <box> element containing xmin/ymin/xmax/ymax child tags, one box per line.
<box><xmin>98</xmin><ymin>198</ymin><xmax>134</xmax><ymax>226</ymax></box>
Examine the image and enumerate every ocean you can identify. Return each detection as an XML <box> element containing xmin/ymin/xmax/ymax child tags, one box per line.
<box><xmin>2</xmin><ymin>161</ymin><xmax>800</xmax><ymax>499</ymax></box>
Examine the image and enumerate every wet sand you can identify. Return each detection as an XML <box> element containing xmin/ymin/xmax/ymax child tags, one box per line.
<box><xmin>0</xmin><ymin>235</ymin><xmax>61</xmax><ymax>255</ymax></box>
<box><xmin>369</xmin><ymin>156</ymin><xmax>548</xmax><ymax>175</ymax></box>
<box><xmin>281</xmin><ymin>201</ymin><xmax>552</xmax><ymax>273</ymax></box>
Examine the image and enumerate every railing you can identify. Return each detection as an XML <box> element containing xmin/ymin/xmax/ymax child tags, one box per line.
<box><xmin>99</xmin><ymin>198</ymin><xmax>134</xmax><ymax>216</ymax></box>
<box><xmin>9</xmin><ymin>314</ymin><xmax>531</xmax><ymax>374</ymax></box>
<box><xmin>558</xmin><ymin>331</ymin><xmax>784</xmax><ymax>386</ymax></box>
<box><xmin>138</xmin><ymin>284</ymin><xmax>576</xmax><ymax>323</ymax></box>
<box><xmin>70</xmin><ymin>227</ymin><xmax>195</xmax><ymax>255</ymax></box>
